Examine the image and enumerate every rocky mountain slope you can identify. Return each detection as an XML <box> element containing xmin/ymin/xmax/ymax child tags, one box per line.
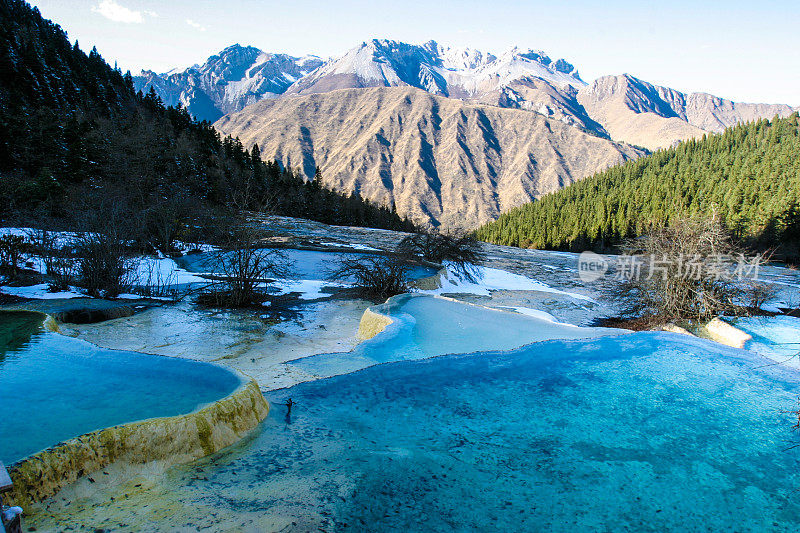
<box><xmin>214</xmin><ymin>87</ymin><xmax>643</xmax><ymax>230</ymax></box>
<box><xmin>140</xmin><ymin>39</ymin><xmax>798</xmax><ymax>148</ymax></box>
<box><xmin>136</xmin><ymin>39</ymin><xmax>798</xmax><ymax>230</ymax></box>
<box><xmin>577</xmin><ymin>74</ymin><xmax>799</xmax><ymax>150</ymax></box>
<box><xmin>133</xmin><ymin>45</ymin><xmax>323</xmax><ymax>122</ymax></box>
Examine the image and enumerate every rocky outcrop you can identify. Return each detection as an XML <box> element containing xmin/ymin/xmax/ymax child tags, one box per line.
<box><xmin>357</xmin><ymin>308</ymin><xmax>394</xmax><ymax>340</ymax></box>
<box><xmin>7</xmin><ymin>379</ymin><xmax>269</xmax><ymax>508</ymax></box>
<box><xmin>215</xmin><ymin>86</ymin><xmax>642</xmax><ymax>230</ymax></box>
<box><xmin>700</xmin><ymin>317</ymin><xmax>752</xmax><ymax>349</ymax></box>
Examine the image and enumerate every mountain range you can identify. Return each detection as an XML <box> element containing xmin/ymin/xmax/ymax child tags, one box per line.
<box><xmin>135</xmin><ymin>39</ymin><xmax>799</xmax><ymax>229</ymax></box>
<box><xmin>134</xmin><ymin>45</ymin><xmax>323</xmax><ymax>122</ymax></box>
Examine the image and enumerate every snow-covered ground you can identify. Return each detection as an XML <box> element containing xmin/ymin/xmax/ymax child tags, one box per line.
<box><xmin>268</xmin><ymin>279</ymin><xmax>351</xmax><ymax>301</ymax></box>
<box><xmin>0</xmin><ymin>284</ymin><xmax>85</xmax><ymax>300</ymax></box>
<box><xmin>132</xmin><ymin>256</ymin><xmax>209</xmax><ymax>287</ymax></box>
<box><xmin>4</xmin><ymin>217</ymin><xmax>800</xmax><ymax>385</ymax></box>
<box><xmin>420</xmin><ymin>263</ymin><xmax>596</xmax><ymax>302</ymax></box>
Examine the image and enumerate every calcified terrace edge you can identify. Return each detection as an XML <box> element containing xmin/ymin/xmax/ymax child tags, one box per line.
<box><xmin>4</xmin><ymin>312</ymin><xmax>269</xmax><ymax>509</ymax></box>
<box><xmin>6</xmin><ymin>283</ymin><xmax>755</xmax><ymax>509</ymax></box>
<box><xmin>3</xmin><ymin>259</ymin><xmax>448</xmax><ymax>507</ymax></box>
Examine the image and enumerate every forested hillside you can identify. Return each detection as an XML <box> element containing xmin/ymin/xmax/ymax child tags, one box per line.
<box><xmin>476</xmin><ymin>113</ymin><xmax>800</xmax><ymax>258</ymax></box>
<box><xmin>0</xmin><ymin>0</ymin><xmax>413</xmax><ymax>234</ymax></box>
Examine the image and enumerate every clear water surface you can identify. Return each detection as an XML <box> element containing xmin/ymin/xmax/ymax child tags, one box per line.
<box><xmin>34</xmin><ymin>329</ymin><xmax>800</xmax><ymax>531</ymax></box>
<box><xmin>731</xmin><ymin>315</ymin><xmax>800</xmax><ymax>364</ymax></box>
<box><xmin>288</xmin><ymin>293</ymin><xmax>624</xmax><ymax>377</ymax></box>
<box><xmin>0</xmin><ymin>311</ymin><xmax>241</xmax><ymax>464</ymax></box>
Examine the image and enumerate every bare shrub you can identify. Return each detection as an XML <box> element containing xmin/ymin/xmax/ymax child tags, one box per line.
<box><xmin>140</xmin><ymin>195</ymin><xmax>198</xmax><ymax>254</ymax></box>
<box><xmin>25</xmin><ymin>228</ymin><xmax>75</xmax><ymax>291</ymax></box>
<box><xmin>617</xmin><ymin>215</ymin><xmax>771</xmax><ymax>321</ymax></box>
<box><xmin>25</xmin><ymin>228</ymin><xmax>58</xmax><ymax>268</ymax></box>
<box><xmin>398</xmin><ymin>229</ymin><xmax>484</xmax><ymax>281</ymax></box>
<box><xmin>46</xmin><ymin>255</ymin><xmax>76</xmax><ymax>292</ymax></box>
<box><xmin>129</xmin><ymin>257</ymin><xmax>181</xmax><ymax>300</ymax></box>
<box><xmin>745</xmin><ymin>281</ymin><xmax>780</xmax><ymax>310</ymax></box>
<box><xmin>0</xmin><ymin>234</ymin><xmax>26</xmax><ymax>278</ymax></box>
<box><xmin>197</xmin><ymin>221</ymin><xmax>291</xmax><ymax>308</ymax></box>
<box><xmin>330</xmin><ymin>255</ymin><xmax>409</xmax><ymax>300</ymax></box>
<box><xmin>75</xmin><ymin>232</ymin><xmax>134</xmax><ymax>298</ymax></box>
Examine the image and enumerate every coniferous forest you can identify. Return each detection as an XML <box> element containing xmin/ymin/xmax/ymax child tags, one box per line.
<box><xmin>0</xmin><ymin>0</ymin><xmax>414</xmax><ymax>236</ymax></box>
<box><xmin>476</xmin><ymin>113</ymin><xmax>800</xmax><ymax>259</ymax></box>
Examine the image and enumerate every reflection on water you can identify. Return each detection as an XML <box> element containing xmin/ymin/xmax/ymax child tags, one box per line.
<box><xmin>0</xmin><ymin>310</ymin><xmax>44</xmax><ymax>364</ymax></box>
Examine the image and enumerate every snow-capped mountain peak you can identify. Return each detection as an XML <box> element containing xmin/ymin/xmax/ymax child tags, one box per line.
<box><xmin>286</xmin><ymin>38</ymin><xmax>584</xmax><ymax>99</ymax></box>
<box><xmin>135</xmin><ymin>39</ymin><xmax>586</xmax><ymax>122</ymax></box>
<box><xmin>133</xmin><ymin>44</ymin><xmax>324</xmax><ymax>122</ymax></box>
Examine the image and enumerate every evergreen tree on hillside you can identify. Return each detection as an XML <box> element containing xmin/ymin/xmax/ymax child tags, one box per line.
<box><xmin>476</xmin><ymin>113</ymin><xmax>800</xmax><ymax>259</ymax></box>
<box><xmin>0</xmin><ymin>0</ymin><xmax>415</xmax><ymax>234</ymax></box>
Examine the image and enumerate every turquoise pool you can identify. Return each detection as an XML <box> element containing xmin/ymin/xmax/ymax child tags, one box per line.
<box><xmin>36</xmin><ymin>329</ymin><xmax>800</xmax><ymax>531</ymax></box>
<box><xmin>730</xmin><ymin>315</ymin><xmax>800</xmax><ymax>364</ymax></box>
<box><xmin>288</xmin><ymin>294</ymin><xmax>624</xmax><ymax>377</ymax></box>
<box><xmin>0</xmin><ymin>312</ymin><xmax>241</xmax><ymax>464</ymax></box>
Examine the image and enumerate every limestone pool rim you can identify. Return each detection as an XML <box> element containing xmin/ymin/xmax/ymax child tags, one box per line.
<box><xmin>357</xmin><ymin>292</ymin><xmax>617</xmax><ymax>342</ymax></box>
<box><xmin>276</xmin><ymin>293</ymin><xmax>633</xmax><ymax>388</ymax></box>
<box><xmin>0</xmin><ymin>310</ymin><xmax>270</xmax><ymax>508</ymax></box>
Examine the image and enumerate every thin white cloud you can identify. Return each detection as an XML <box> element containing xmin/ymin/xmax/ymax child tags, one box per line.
<box><xmin>91</xmin><ymin>0</ymin><xmax>143</xmax><ymax>24</ymax></box>
<box><xmin>186</xmin><ymin>19</ymin><xmax>207</xmax><ymax>32</ymax></box>
<box><xmin>144</xmin><ymin>10</ymin><xmax>159</xmax><ymax>18</ymax></box>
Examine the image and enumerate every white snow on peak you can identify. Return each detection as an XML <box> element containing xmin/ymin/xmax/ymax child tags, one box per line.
<box><xmin>138</xmin><ymin>39</ymin><xmax>585</xmax><ymax>120</ymax></box>
<box><xmin>134</xmin><ymin>45</ymin><xmax>325</xmax><ymax>121</ymax></box>
<box><xmin>426</xmin><ymin>41</ymin><xmax>495</xmax><ymax>71</ymax></box>
<box><xmin>291</xmin><ymin>38</ymin><xmax>585</xmax><ymax>99</ymax></box>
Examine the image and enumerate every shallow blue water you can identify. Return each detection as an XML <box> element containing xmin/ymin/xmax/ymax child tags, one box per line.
<box><xmin>731</xmin><ymin>315</ymin><xmax>800</xmax><ymax>362</ymax></box>
<box><xmin>176</xmin><ymin>248</ymin><xmax>438</xmax><ymax>282</ymax></box>
<box><xmin>289</xmin><ymin>294</ymin><xmax>623</xmax><ymax>377</ymax></box>
<box><xmin>140</xmin><ymin>331</ymin><xmax>800</xmax><ymax>531</ymax></box>
<box><xmin>0</xmin><ymin>312</ymin><xmax>241</xmax><ymax>463</ymax></box>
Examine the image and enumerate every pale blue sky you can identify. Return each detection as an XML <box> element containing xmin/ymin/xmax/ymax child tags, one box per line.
<box><xmin>29</xmin><ymin>0</ymin><xmax>800</xmax><ymax>105</ymax></box>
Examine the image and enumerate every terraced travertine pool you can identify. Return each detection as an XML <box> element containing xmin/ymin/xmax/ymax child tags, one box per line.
<box><xmin>24</xmin><ymin>296</ymin><xmax>800</xmax><ymax>532</ymax></box>
<box><xmin>289</xmin><ymin>293</ymin><xmax>624</xmax><ymax>378</ymax></box>
<box><xmin>730</xmin><ymin>315</ymin><xmax>800</xmax><ymax>365</ymax></box>
<box><xmin>0</xmin><ymin>311</ymin><xmax>241</xmax><ymax>464</ymax></box>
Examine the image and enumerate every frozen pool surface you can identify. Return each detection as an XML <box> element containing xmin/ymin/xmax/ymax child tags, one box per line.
<box><xmin>0</xmin><ymin>312</ymin><xmax>241</xmax><ymax>463</ymax></box>
<box><xmin>176</xmin><ymin>248</ymin><xmax>438</xmax><ymax>283</ymax></box>
<box><xmin>288</xmin><ymin>294</ymin><xmax>624</xmax><ymax>378</ymax></box>
<box><xmin>32</xmin><ymin>331</ymin><xmax>800</xmax><ymax>532</ymax></box>
<box><xmin>730</xmin><ymin>315</ymin><xmax>800</xmax><ymax>365</ymax></box>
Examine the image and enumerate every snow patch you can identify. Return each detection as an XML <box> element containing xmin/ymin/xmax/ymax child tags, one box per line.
<box><xmin>270</xmin><ymin>279</ymin><xmax>351</xmax><ymax>300</ymax></box>
<box><xmin>319</xmin><ymin>242</ymin><xmax>380</xmax><ymax>251</ymax></box>
<box><xmin>496</xmin><ymin>306</ymin><xmax>577</xmax><ymax>326</ymax></box>
<box><xmin>133</xmin><ymin>257</ymin><xmax>209</xmax><ymax>286</ymax></box>
<box><xmin>421</xmin><ymin>263</ymin><xmax>596</xmax><ymax>302</ymax></box>
<box><xmin>0</xmin><ymin>284</ymin><xmax>85</xmax><ymax>300</ymax></box>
